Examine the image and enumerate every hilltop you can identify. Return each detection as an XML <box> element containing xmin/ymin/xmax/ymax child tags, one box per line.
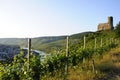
<box><xmin>0</xmin><ymin>30</ymin><xmax>117</xmax><ymax>53</ymax></box>
<box><xmin>0</xmin><ymin>31</ymin><xmax>92</xmax><ymax>53</ymax></box>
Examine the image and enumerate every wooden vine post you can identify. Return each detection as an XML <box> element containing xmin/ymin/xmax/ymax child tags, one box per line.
<box><xmin>101</xmin><ymin>38</ymin><xmax>102</xmax><ymax>47</ymax></box>
<box><xmin>94</xmin><ymin>38</ymin><xmax>96</xmax><ymax>49</ymax></box>
<box><xmin>84</xmin><ymin>35</ymin><xmax>86</xmax><ymax>49</ymax></box>
<box><xmin>65</xmin><ymin>36</ymin><xmax>69</xmax><ymax>79</ymax></box>
<box><xmin>27</xmin><ymin>38</ymin><xmax>31</xmax><ymax>70</ymax></box>
<box><xmin>94</xmin><ymin>38</ymin><xmax>96</xmax><ymax>55</ymax></box>
<box><xmin>92</xmin><ymin>38</ymin><xmax>96</xmax><ymax>74</ymax></box>
<box><xmin>92</xmin><ymin>59</ymin><xmax>95</xmax><ymax>74</ymax></box>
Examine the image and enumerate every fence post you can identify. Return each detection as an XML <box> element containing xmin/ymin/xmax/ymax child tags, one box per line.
<box><xmin>27</xmin><ymin>38</ymin><xmax>31</xmax><ymax>70</ymax></box>
<box><xmin>92</xmin><ymin>59</ymin><xmax>95</xmax><ymax>74</ymax></box>
<box><xmin>84</xmin><ymin>35</ymin><xmax>86</xmax><ymax>49</ymax></box>
<box><xmin>95</xmin><ymin>38</ymin><xmax>96</xmax><ymax>49</ymax></box>
<box><xmin>65</xmin><ymin>36</ymin><xmax>69</xmax><ymax>79</ymax></box>
<box><xmin>101</xmin><ymin>38</ymin><xmax>102</xmax><ymax>47</ymax></box>
<box><xmin>93</xmin><ymin>38</ymin><xmax>97</xmax><ymax>55</ymax></box>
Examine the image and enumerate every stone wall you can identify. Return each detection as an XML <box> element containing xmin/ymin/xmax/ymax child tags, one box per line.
<box><xmin>98</xmin><ymin>16</ymin><xmax>114</xmax><ymax>31</ymax></box>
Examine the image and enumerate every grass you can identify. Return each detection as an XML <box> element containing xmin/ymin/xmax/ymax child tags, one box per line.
<box><xmin>0</xmin><ymin>64</ymin><xmax>4</xmax><ymax>78</ymax></box>
<box><xmin>67</xmin><ymin>47</ymin><xmax>120</xmax><ymax>80</ymax></box>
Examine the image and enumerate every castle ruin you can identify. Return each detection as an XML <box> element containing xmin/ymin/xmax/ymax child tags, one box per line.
<box><xmin>98</xmin><ymin>16</ymin><xmax>114</xmax><ymax>31</ymax></box>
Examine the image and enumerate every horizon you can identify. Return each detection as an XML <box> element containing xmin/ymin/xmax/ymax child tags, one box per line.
<box><xmin>0</xmin><ymin>0</ymin><xmax>120</xmax><ymax>38</ymax></box>
<box><xmin>0</xmin><ymin>31</ymin><xmax>93</xmax><ymax>38</ymax></box>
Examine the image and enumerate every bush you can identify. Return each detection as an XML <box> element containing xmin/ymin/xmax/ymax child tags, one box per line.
<box><xmin>115</xmin><ymin>21</ymin><xmax>120</xmax><ymax>37</ymax></box>
<box><xmin>1</xmin><ymin>52</ymin><xmax>41</xmax><ymax>80</ymax></box>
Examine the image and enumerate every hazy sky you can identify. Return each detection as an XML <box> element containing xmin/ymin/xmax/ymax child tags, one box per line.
<box><xmin>0</xmin><ymin>0</ymin><xmax>120</xmax><ymax>38</ymax></box>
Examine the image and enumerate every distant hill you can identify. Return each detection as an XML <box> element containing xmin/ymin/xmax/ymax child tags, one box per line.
<box><xmin>0</xmin><ymin>32</ymin><xmax>92</xmax><ymax>52</ymax></box>
<box><xmin>70</xmin><ymin>32</ymin><xmax>93</xmax><ymax>39</ymax></box>
<box><xmin>0</xmin><ymin>38</ymin><xmax>27</xmax><ymax>47</ymax></box>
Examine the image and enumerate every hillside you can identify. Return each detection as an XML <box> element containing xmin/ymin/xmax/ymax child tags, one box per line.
<box><xmin>1</xmin><ymin>30</ymin><xmax>120</xmax><ymax>80</ymax></box>
<box><xmin>43</xmin><ymin>30</ymin><xmax>119</xmax><ymax>80</ymax></box>
<box><xmin>0</xmin><ymin>31</ymin><xmax>92</xmax><ymax>53</ymax></box>
<box><xmin>0</xmin><ymin>30</ymin><xmax>116</xmax><ymax>53</ymax></box>
<box><xmin>68</xmin><ymin>46</ymin><xmax>120</xmax><ymax>80</ymax></box>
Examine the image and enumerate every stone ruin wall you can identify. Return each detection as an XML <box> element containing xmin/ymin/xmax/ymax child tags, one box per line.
<box><xmin>98</xmin><ymin>16</ymin><xmax>114</xmax><ymax>31</ymax></box>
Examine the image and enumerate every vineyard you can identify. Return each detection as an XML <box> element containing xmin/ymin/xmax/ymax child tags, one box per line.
<box><xmin>0</xmin><ymin>30</ymin><xmax>120</xmax><ymax>80</ymax></box>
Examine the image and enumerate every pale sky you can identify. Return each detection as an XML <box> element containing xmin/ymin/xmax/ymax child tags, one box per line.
<box><xmin>0</xmin><ymin>0</ymin><xmax>120</xmax><ymax>38</ymax></box>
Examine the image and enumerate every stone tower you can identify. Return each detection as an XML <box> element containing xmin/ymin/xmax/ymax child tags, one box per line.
<box><xmin>108</xmin><ymin>16</ymin><xmax>113</xmax><ymax>28</ymax></box>
<box><xmin>98</xmin><ymin>16</ymin><xmax>114</xmax><ymax>31</ymax></box>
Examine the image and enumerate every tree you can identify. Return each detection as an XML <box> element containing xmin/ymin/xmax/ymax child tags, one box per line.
<box><xmin>115</xmin><ymin>21</ymin><xmax>120</xmax><ymax>37</ymax></box>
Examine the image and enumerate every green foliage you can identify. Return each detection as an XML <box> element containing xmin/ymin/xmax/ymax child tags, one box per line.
<box><xmin>70</xmin><ymin>32</ymin><xmax>93</xmax><ymax>39</ymax></box>
<box><xmin>0</xmin><ymin>30</ymin><xmax>118</xmax><ymax>79</ymax></box>
<box><xmin>0</xmin><ymin>44</ymin><xmax>117</xmax><ymax>80</ymax></box>
<box><xmin>1</xmin><ymin>52</ymin><xmax>41</xmax><ymax>80</ymax></box>
<box><xmin>115</xmin><ymin>21</ymin><xmax>120</xmax><ymax>37</ymax></box>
